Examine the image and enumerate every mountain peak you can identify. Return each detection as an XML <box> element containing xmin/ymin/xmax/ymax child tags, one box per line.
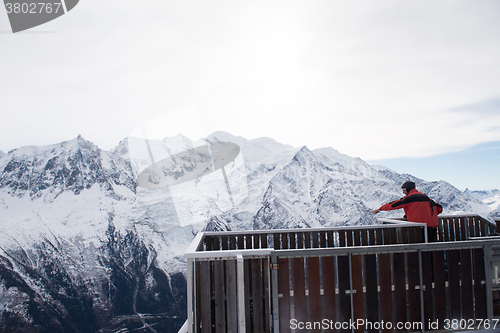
<box><xmin>61</xmin><ymin>135</ymin><xmax>99</xmax><ymax>153</ymax></box>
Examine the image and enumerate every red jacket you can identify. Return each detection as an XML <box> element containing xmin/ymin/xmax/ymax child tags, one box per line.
<box><xmin>379</xmin><ymin>189</ymin><xmax>443</xmax><ymax>228</ymax></box>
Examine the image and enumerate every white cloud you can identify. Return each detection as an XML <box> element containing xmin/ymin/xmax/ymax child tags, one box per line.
<box><xmin>1</xmin><ymin>0</ymin><xmax>499</xmax><ymax>162</ymax></box>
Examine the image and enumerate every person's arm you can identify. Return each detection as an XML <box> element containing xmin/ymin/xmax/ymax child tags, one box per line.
<box><xmin>372</xmin><ymin>197</ymin><xmax>407</xmax><ymax>214</ymax></box>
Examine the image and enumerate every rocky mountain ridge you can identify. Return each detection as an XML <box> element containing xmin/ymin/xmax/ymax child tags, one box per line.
<box><xmin>0</xmin><ymin>132</ymin><xmax>497</xmax><ymax>332</ymax></box>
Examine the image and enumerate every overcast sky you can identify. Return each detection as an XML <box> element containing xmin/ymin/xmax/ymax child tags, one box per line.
<box><xmin>1</xmin><ymin>0</ymin><xmax>499</xmax><ymax>189</ymax></box>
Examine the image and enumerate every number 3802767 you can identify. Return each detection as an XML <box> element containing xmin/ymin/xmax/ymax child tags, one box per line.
<box><xmin>5</xmin><ymin>2</ymin><xmax>63</xmax><ymax>14</ymax></box>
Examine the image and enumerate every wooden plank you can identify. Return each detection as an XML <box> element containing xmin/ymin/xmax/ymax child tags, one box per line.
<box><xmin>261</xmin><ymin>234</ymin><xmax>268</xmax><ymax>249</ymax></box>
<box><xmin>262</xmin><ymin>258</ymin><xmax>271</xmax><ymax>333</ymax></box>
<box><xmin>480</xmin><ymin>216</ymin><xmax>487</xmax><ymax>236</ymax></box>
<box><xmin>473</xmin><ymin>248</ymin><xmax>487</xmax><ymax>320</ymax></box>
<box><xmin>320</xmin><ymin>231</ymin><xmax>327</xmax><ymax>248</ymax></box>
<box><xmin>327</xmin><ymin>231</ymin><xmax>335</xmax><ymax>247</ymax></box>
<box><xmin>393</xmin><ymin>252</ymin><xmax>407</xmax><ymax>327</ymax></box>
<box><xmin>443</xmin><ymin>219</ymin><xmax>450</xmax><ymax>242</ymax></box>
<box><xmin>379</xmin><ymin>253</ymin><xmax>393</xmax><ymax>333</ymax></box>
<box><xmin>474</xmin><ymin>217</ymin><xmax>481</xmax><ymax>238</ymax></box>
<box><xmin>293</xmin><ymin>257</ymin><xmax>307</xmax><ymax>325</ymax></box>
<box><xmin>414</xmin><ymin>226</ymin><xmax>424</xmax><ymax>243</ymax></box>
<box><xmin>237</xmin><ymin>234</ymin><xmax>244</xmax><ymax>249</ymax></box>
<box><xmin>322</xmin><ymin>256</ymin><xmax>337</xmax><ymax>332</ymax></box>
<box><xmin>221</xmin><ymin>235</ymin><xmax>228</xmax><ymax>250</ymax></box>
<box><xmin>390</xmin><ymin>228</ymin><xmax>398</xmax><ymax>244</ymax></box>
<box><xmin>421</xmin><ymin>251</ymin><xmax>434</xmax><ymax>325</ymax></box>
<box><xmin>229</xmin><ymin>235</ymin><xmax>236</xmax><ymax>250</ymax></box>
<box><xmin>401</xmin><ymin>227</ymin><xmax>409</xmax><ymax>244</ymax></box>
<box><xmin>246</xmin><ymin>234</ymin><xmax>253</xmax><ymax>250</ymax></box>
<box><xmin>205</xmin><ymin>236</ymin><xmax>213</xmax><ymax>251</ymax></box>
<box><xmin>197</xmin><ymin>261</ymin><xmax>212</xmax><ymax>333</ymax></box>
<box><xmin>277</xmin><ymin>258</ymin><xmax>291</xmax><ymax>333</ymax></box>
<box><xmin>339</xmin><ymin>230</ymin><xmax>346</xmax><ymax>247</ymax></box>
<box><xmin>375</xmin><ymin>228</ymin><xmax>383</xmax><ymax>245</ymax></box>
<box><xmin>225</xmin><ymin>260</ymin><xmax>238</xmax><ymax>333</ymax></box>
<box><xmin>448</xmin><ymin>218</ymin><xmax>456</xmax><ymax>241</ymax></box>
<box><xmin>468</xmin><ymin>217</ymin><xmax>476</xmax><ymax>238</ymax></box>
<box><xmin>384</xmin><ymin>228</ymin><xmax>392</xmax><ymax>245</ymax></box>
<box><xmin>273</xmin><ymin>234</ymin><xmax>281</xmax><ymax>250</ymax></box>
<box><xmin>289</xmin><ymin>232</ymin><xmax>296</xmax><ymax>249</ymax></box>
<box><xmin>364</xmin><ymin>254</ymin><xmax>378</xmax><ymax>333</ymax></box>
<box><xmin>460</xmin><ymin>217</ymin><xmax>467</xmax><ymax>241</ymax></box>
<box><xmin>454</xmin><ymin>217</ymin><xmax>461</xmax><ymax>240</ymax></box>
<box><xmin>432</xmin><ymin>250</ymin><xmax>447</xmax><ymax>329</ymax></box>
<box><xmin>351</xmin><ymin>254</ymin><xmax>364</xmax><ymax>333</ymax></box>
<box><xmin>460</xmin><ymin>249</ymin><xmax>474</xmax><ymax>320</ymax></box>
<box><xmin>308</xmin><ymin>257</ymin><xmax>322</xmax><ymax>331</ymax></box>
<box><xmin>297</xmin><ymin>232</ymin><xmax>304</xmax><ymax>249</ymax></box>
<box><xmin>368</xmin><ymin>229</ymin><xmax>376</xmax><ymax>246</ymax></box>
<box><xmin>304</xmin><ymin>232</ymin><xmax>312</xmax><ymax>249</ymax></box>
<box><xmin>281</xmin><ymin>233</ymin><xmax>289</xmax><ymax>250</ymax></box>
<box><xmin>244</xmin><ymin>260</ymin><xmax>252</xmax><ymax>330</ymax></box>
<box><xmin>312</xmin><ymin>231</ymin><xmax>320</xmax><ymax>248</ymax></box>
<box><xmin>406</xmin><ymin>252</ymin><xmax>421</xmax><ymax>324</ymax></box>
<box><xmin>337</xmin><ymin>255</ymin><xmax>351</xmax><ymax>332</ymax></box>
<box><xmin>253</xmin><ymin>234</ymin><xmax>260</xmax><ymax>249</ymax></box>
<box><xmin>213</xmin><ymin>236</ymin><xmax>221</xmax><ymax>251</ymax></box>
<box><xmin>361</xmin><ymin>230</ymin><xmax>368</xmax><ymax>246</ymax></box>
<box><xmin>447</xmin><ymin>249</ymin><xmax>461</xmax><ymax>320</ymax></box>
<box><xmin>437</xmin><ymin>219</ymin><xmax>443</xmax><ymax>242</ymax></box>
<box><xmin>346</xmin><ymin>230</ymin><xmax>354</xmax><ymax>247</ymax></box>
<box><xmin>214</xmin><ymin>261</ymin><xmax>226</xmax><ymax>332</ymax></box>
<box><xmin>251</xmin><ymin>259</ymin><xmax>264</xmax><ymax>332</ymax></box>
<box><xmin>353</xmin><ymin>230</ymin><xmax>361</xmax><ymax>246</ymax></box>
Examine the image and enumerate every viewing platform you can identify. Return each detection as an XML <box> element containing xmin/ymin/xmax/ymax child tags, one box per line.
<box><xmin>181</xmin><ymin>215</ymin><xmax>500</xmax><ymax>332</ymax></box>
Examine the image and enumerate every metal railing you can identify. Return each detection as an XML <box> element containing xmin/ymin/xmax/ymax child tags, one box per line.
<box><xmin>183</xmin><ymin>215</ymin><xmax>500</xmax><ymax>333</ymax></box>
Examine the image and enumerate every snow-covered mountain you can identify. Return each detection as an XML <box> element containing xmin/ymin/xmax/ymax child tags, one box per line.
<box><xmin>0</xmin><ymin>132</ymin><xmax>496</xmax><ymax>332</ymax></box>
<box><xmin>465</xmin><ymin>188</ymin><xmax>500</xmax><ymax>217</ymax></box>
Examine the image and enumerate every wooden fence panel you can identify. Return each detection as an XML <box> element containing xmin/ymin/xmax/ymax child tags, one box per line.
<box><xmin>196</xmin><ymin>261</ymin><xmax>212</xmax><ymax>333</ymax></box>
<box><xmin>432</xmin><ymin>250</ymin><xmax>447</xmax><ymax>329</ymax></box>
<box><xmin>393</xmin><ymin>252</ymin><xmax>407</xmax><ymax>328</ymax></box>
<box><xmin>379</xmin><ymin>253</ymin><xmax>393</xmax><ymax>333</ymax></box>
<box><xmin>473</xmin><ymin>248</ymin><xmax>487</xmax><ymax>320</ymax></box>
<box><xmin>322</xmin><ymin>256</ymin><xmax>337</xmax><ymax>333</ymax></box>
<box><xmin>214</xmin><ymin>261</ymin><xmax>226</xmax><ymax>332</ymax></box>
<box><xmin>308</xmin><ymin>257</ymin><xmax>321</xmax><ymax>332</ymax></box>
<box><xmin>447</xmin><ymin>249</ymin><xmax>461</xmax><ymax>320</ymax></box>
<box><xmin>251</xmin><ymin>259</ymin><xmax>265</xmax><ymax>332</ymax></box>
<box><xmin>460</xmin><ymin>249</ymin><xmax>474</xmax><ymax>320</ymax></box>
<box><xmin>364</xmin><ymin>254</ymin><xmax>378</xmax><ymax>333</ymax></box>
<box><xmin>337</xmin><ymin>255</ymin><xmax>351</xmax><ymax>333</ymax></box>
<box><xmin>421</xmin><ymin>252</ymin><xmax>433</xmax><ymax>325</ymax></box>
<box><xmin>293</xmin><ymin>257</ymin><xmax>307</xmax><ymax>325</ymax></box>
<box><xmin>407</xmin><ymin>252</ymin><xmax>421</xmax><ymax>324</ymax></box>
<box><xmin>351</xmin><ymin>255</ymin><xmax>364</xmax><ymax>333</ymax></box>
<box><xmin>226</xmin><ymin>260</ymin><xmax>238</xmax><ymax>333</ymax></box>
<box><xmin>277</xmin><ymin>258</ymin><xmax>290</xmax><ymax>333</ymax></box>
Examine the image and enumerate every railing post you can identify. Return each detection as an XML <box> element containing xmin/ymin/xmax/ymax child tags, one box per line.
<box><xmin>237</xmin><ymin>254</ymin><xmax>246</xmax><ymax>332</ymax></box>
<box><xmin>484</xmin><ymin>245</ymin><xmax>494</xmax><ymax>320</ymax></box>
<box><xmin>186</xmin><ymin>258</ymin><xmax>194</xmax><ymax>333</ymax></box>
<box><xmin>271</xmin><ymin>254</ymin><xmax>280</xmax><ymax>333</ymax></box>
<box><xmin>348</xmin><ymin>253</ymin><xmax>354</xmax><ymax>333</ymax></box>
<box><xmin>418</xmin><ymin>249</ymin><xmax>425</xmax><ymax>333</ymax></box>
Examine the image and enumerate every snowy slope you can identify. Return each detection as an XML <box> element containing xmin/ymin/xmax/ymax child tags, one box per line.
<box><xmin>465</xmin><ymin>189</ymin><xmax>500</xmax><ymax>218</ymax></box>
<box><xmin>0</xmin><ymin>132</ymin><xmax>495</xmax><ymax>332</ymax></box>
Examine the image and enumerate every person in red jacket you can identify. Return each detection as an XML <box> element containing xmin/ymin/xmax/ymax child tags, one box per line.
<box><xmin>371</xmin><ymin>181</ymin><xmax>443</xmax><ymax>242</ymax></box>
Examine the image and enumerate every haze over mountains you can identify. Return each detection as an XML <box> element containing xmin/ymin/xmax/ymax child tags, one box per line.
<box><xmin>0</xmin><ymin>132</ymin><xmax>498</xmax><ymax>332</ymax></box>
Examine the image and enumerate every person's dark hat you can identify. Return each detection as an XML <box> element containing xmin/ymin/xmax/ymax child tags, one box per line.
<box><xmin>401</xmin><ymin>181</ymin><xmax>415</xmax><ymax>191</ymax></box>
